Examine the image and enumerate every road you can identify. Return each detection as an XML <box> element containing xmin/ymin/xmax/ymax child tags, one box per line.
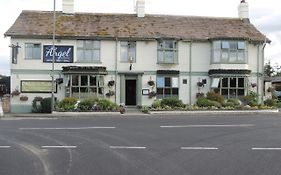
<box><xmin>0</xmin><ymin>113</ymin><xmax>281</xmax><ymax>175</ymax></box>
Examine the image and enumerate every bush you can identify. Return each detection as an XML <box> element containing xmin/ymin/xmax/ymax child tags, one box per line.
<box><xmin>160</xmin><ymin>98</ymin><xmax>185</xmax><ymax>108</ymax></box>
<box><xmin>151</xmin><ymin>100</ymin><xmax>161</xmax><ymax>109</ymax></box>
<box><xmin>97</xmin><ymin>99</ymin><xmax>118</xmax><ymax>111</ymax></box>
<box><xmin>41</xmin><ymin>97</ymin><xmax>52</xmax><ymax>113</ymax></box>
<box><xmin>32</xmin><ymin>96</ymin><xmax>43</xmax><ymax>113</ymax></box>
<box><xmin>206</xmin><ymin>91</ymin><xmax>224</xmax><ymax>104</ymax></box>
<box><xmin>226</xmin><ymin>98</ymin><xmax>241</xmax><ymax>106</ymax></box>
<box><xmin>57</xmin><ymin>97</ymin><xmax>78</xmax><ymax>111</ymax></box>
<box><xmin>241</xmin><ymin>91</ymin><xmax>258</xmax><ymax>106</ymax></box>
<box><xmin>264</xmin><ymin>98</ymin><xmax>277</xmax><ymax>107</ymax></box>
<box><xmin>196</xmin><ymin>98</ymin><xmax>221</xmax><ymax>108</ymax></box>
<box><xmin>78</xmin><ymin>97</ymin><xmax>99</xmax><ymax>111</ymax></box>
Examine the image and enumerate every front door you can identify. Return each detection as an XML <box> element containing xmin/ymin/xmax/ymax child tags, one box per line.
<box><xmin>125</xmin><ymin>80</ymin><xmax>136</xmax><ymax>106</ymax></box>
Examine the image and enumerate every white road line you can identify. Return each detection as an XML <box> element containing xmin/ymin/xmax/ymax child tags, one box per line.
<box><xmin>110</xmin><ymin>146</ymin><xmax>146</xmax><ymax>149</ymax></box>
<box><xmin>2</xmin><ymin>118</ymin><xmax>58</xmax><ymax>120</ymax></box>
<box><xmin>252</xmin><ymin>148</ymin><xmax>281</xmax><ymax>150</ymax></box>
<box><xmin>19</xmin><ymin>126</ymin><xmax>116</xmax><ymax>130</ymax></box>
<box><xmin>160</xmin><ymin>124</ymin><xmax>254</xmax><ymax>128</ymax></box>
<box><xmin>41</xmin><ymin>146</ymin><xmax>77</xmax><ymax>148</ymax></box>
<box><xmin>0</xmin><ymin>146</ymin><xmax>11</xmax><ymax>148</ymax></box>
<box><xmin>181</xmin><ymin>147</ymin><xmax>218</xmax><ymax>150</ymax></box>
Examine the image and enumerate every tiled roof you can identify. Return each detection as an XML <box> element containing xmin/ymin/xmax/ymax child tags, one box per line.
<box><xmin>5</xmin><ymin>10</ymin><xmax>268</xmax><ymax>42</ymax></box>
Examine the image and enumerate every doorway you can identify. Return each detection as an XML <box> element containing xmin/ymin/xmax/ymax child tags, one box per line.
<box><xmin>125</xmin><ymin>79</ymin><xmax>136</xmax><ymax>106</ymax></box>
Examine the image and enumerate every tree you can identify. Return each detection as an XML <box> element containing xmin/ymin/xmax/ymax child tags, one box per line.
<box><xmin>264</xmin><ymin>61</ymin><xmax>275</xmax><ymax>77</ymax></box>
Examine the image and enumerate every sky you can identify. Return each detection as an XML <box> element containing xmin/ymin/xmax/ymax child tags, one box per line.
<box><xmin>0</xmin><ymin>0</ymin><xmax>280</xmax><ymax>75</ymax></box>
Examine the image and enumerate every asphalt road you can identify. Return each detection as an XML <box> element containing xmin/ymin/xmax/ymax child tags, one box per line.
<box><xmin>1</xmin><ymin>113</ymin><xmax>281</xmax><ymax>175</ymax></box>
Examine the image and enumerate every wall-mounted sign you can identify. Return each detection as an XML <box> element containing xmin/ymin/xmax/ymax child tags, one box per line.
<box><xmin>43</xmin><ymin>45</ymin><xmax>73</xmax><ymax>63</ymax></box>
<box><xmin>142</xmin><ymin>89</ymin><xmax>150</xmax><ymax>95</ymax></box>
<box><xmin>21</xmin><ymin>80</ymin><xmax>57</xmax><ymax>93</ymax></box>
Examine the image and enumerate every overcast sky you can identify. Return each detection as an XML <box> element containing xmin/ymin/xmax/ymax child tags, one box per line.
<box><xmin>0</xmin><ymin>0</ymin><xmax>280</xmax><ymax>75</ymax></box>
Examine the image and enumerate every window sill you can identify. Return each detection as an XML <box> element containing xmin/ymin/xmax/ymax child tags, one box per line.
<box><xmin>75</xmin><ymin>61</ymin><xmax>102</xmax><ymax>64</ymax></box>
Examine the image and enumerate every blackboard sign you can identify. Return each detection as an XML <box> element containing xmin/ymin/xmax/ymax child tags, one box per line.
<box><xmin>43</xmin><ymin>45</ymin><xmax>73</xmax><ymax>63</ymax></box>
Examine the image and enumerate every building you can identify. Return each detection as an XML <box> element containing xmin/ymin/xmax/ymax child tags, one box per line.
<box><xmin>4</xmin><ymin>0</ymin><xmax>269</xmax><ymax>113</ymax></box>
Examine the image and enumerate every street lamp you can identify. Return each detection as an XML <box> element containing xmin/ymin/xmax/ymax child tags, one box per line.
<box><xmin>51</xmin><ymin>0</ymin><xmax>56</xmax><ymax>112</ymax></box>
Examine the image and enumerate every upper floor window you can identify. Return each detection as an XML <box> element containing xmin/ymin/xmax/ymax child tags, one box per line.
<box><xmin>158</xmin><ymin>40</ymin><xmax>178</xmax><ymax>64</ymax></box>
<box><xmin>212</xmin><ymin>41</ymin><xmax>247</xmax><ymax>64</ymax></box>
<box><xmin>120</xmin><ymin>41</ymin><xmax>136</xmax><ymax>63</ymax></box>
<box><xmin>77</xmin><ymin>40</ymin><xmax>100</xmax><ymax>62</ymax></box>
<box><xmin>25</xmin><ymin>43</ymin><xmax>41</xmax><ymax>59</ymax></box>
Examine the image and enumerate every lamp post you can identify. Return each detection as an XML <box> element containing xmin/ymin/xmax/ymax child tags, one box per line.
<box><xmin>51</xmin><ymin>0</ymin><xmax>56</xmax><ymax>112</ymax></box>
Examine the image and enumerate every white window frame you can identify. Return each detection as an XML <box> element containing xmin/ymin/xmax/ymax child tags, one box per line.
<box><xmin>77</xmin><ymin>40</ymin><xmax>100</xmax><ymax>63</ymax></box>
<box><xmin>120</xmin><ymin>41</ymin><xmax>136</xmax><ymax>63</ymax></box>
<box><xmin>157</xmin><ymin>40</ymin><xmax>178</xmax><ymax>64</ymax></box>
<box><xmin>25</xmin><ymin>43</ymin><xmax>41</xmax><ymax>59</ymax></box>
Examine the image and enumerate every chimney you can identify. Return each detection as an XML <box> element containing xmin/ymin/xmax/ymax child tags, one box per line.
<box><xmin>238</xmin><ymin>0</ymin><xmax>249</xmax><ymax>22</ymax></box>
<box><xmin>135</xmin><ymin>0</ymin><xmax>145</xmax><ymax>18</ymax></box>
<box><xmin>63</xmin><ymin>0</ymin><xmax>74</xmax><ymax>14</ymax></box>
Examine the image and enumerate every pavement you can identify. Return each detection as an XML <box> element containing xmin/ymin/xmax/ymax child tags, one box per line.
<box><xmin>0</xmin><ymin>101</ymin><xmax>3</xmax><ymax>117</ymax></box>
<box><xmin>1</xmin><ymin>108</ymin><xmax>280</xmax><ymax>118</ymax></box>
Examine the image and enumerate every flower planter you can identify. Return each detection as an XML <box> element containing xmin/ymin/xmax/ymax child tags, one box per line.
<box><xmin>20</xmin><ymin>95</ymin><xmax>28</xmax><ymax>101</ymax></box>
<box><xmin>108</xmin><ymin>80</ymin><xmax>115</xmax><ymax>87</ymax></box>
<box><xmin>148</xmin><ymin>80</ymin><xmax>155</xmax><ymax>86</ymax></box>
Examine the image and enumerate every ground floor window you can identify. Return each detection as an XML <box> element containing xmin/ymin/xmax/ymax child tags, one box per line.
<box><xmin>67</xmin><ymin>74</ymin><xmax>104</xmax><ymax>99</ymax></box>
<box><xmin>211</xmin><ymin>77</ymin><xmax>246</xmax><ymax>99</ymax></box>
<box><xmin>156</xmin><ymin>76</ymin><xmax>179</xmax><ymax>99</ymax></box>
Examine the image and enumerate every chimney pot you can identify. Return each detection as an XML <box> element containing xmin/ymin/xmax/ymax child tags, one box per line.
<box><xmin>63</xmin><ymin>0</ymin><xmax>74</xmax><ymax>14</ymax></box>
<box><xmin>136</xmin><ymin>0</ymin><xmax>145</xmax><ymax>18</ymax></box>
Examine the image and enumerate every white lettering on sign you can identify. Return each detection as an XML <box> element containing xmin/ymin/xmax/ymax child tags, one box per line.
<box><xmin>45</xmin><ymin>47</ymin><xmax>72</xmax><ymax>60</ymax></box>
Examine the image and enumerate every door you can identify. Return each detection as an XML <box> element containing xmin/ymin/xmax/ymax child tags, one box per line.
<box><xmin>125</xmin><ymin>80</ymin><xmax>136</xmax><ymax>106</ymax></box>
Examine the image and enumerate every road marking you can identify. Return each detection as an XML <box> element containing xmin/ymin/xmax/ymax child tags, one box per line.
<box><xmin>160</xmin><ymin>124</ymin><xmax>254</xmax><ymax>128</ymax></box>
<box><xmin>41</xmin><ymin>146</ymin><xmax>77</xmax><ymax>148</ymax></box>
<box><xmin>181</xmin><ymin>147</ymin><xmax>218</xmax><ymax>150</ymax></box>
<box><xmin>252</xmin><ymin>148</ymin><xmax>281</xmax><ymax>150</ymax></box>
<box><xmin>0</xmin><ymin>146</ymin><xmax>11</xmax><ymax>148</ymax></box>
<box><xmin>110</xmin><ymin>146</ymin><xmax>146</xmax><ymax>149</ymax></box>
<box><xmin>2</xmin><ymin>118</ymin><xmax>58</xmax><ymax>120</ymax></box>
<box><xmin>19</xmin><ymin>126</ymin><xmax>116</xmax><ymax>130</ymax></box>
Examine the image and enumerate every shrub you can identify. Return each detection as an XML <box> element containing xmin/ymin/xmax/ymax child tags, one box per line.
<box><xmin>141</xmin><ymin>106</ymin><xmax>150</xmax><ymax>114</ymax></box>
<box><xmin>57</xmin><ymin>97</ymin><xmax>78</xmax><ymax>111</ymax></box>
<box><xmin>151</xmin><ymin>100</ymin><xmax>161</xmax><ymax>109</ymax></box>
<box><xmin>160</xmin><ymin>98</ymin><xmax>185</xmax><ymax>108</ymax></box>
<box><xmin>97</xmin><ymin>99</ymin><xmax>118</xmax><ymax>111</ymax></box>
<box><xmin>206</xmin><ymin>91</ymin><xmax>224</xmax><ymax>104</ymax></box>
<box><xmin>226</xmin><ymin>98</ymin><xmax>241</xmax><ymax>106</ymax></box>
<box><xmin>196</xmin><ymin>98</ymin><xmax>211</xmax><ymax>107</ymax></box>
<box><xmin>241</xmin><ymin>91</ymin><xmax>258</xmax><ymax>106</ymax></box>
<box><xmin>78</xmin><ymin>97</ymin><xmax>99</xmax><ymax>111</ymax></box>
<box><xmin>41</xmin><ymin>97</ymin><xmax>52</xmax><ymax>113</ymax></box>
<box><xmin>32</xmin><ymin>96</ymin><xmax>43</xmax><ymax>113</ymax></box>
<box><xmin>264</xmin><ymin>98</ymin><xmax>277</xmax><ymax>107</ymax></box>
<box><xmin>209</xmin><ymin>100</ymin><xmax>222</xmax><ymax>108</ymax></box>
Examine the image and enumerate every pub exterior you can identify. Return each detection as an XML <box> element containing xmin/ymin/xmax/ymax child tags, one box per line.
<box><xmin>4</xmin><ymin>0</ymin><xmax>269</xmax><ymax>113</ymax></box>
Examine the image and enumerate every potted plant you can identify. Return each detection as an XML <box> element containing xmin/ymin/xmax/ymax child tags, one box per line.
<box><xmin>11</xmin><ymin>89</ymin><xmax>20</xmax><ymax>97</ymax></box>
<box><xmin>108</xmin><ymin>80</ymin><xmax>115</xmax><ymax>87</ymax></box>
<box><xmin>20</xmin><ymin>95</ymin><xmax>28</xmax><ymax>101</ymax></box>
<box><xmin>148</xmin><ymin>80</ymin><xmax>155</xmax><ymax>86</ymax></box>
<box><xmin>148</xmin><ymin>91</ymin><xmax>157</xmax><ymax>98</ymax></box>
<box><xmin>106</xmin><ymin>90</ymin><xmax>115</xmax><ymax>97</ymax></box>
<box><xmin>251</xmin><ymin>83</ymin><xmax>257</xmax><ymax>88</ymax></box>
<box><xmin>196</xmin><ymin>92</ymin><xmax>205</xmax><ymax>98</ymax></box>
<box><xmin>197</xmin><ymin>81</ymin><xmax>204</xmax><ymax>87</ymax></box>
<box><xmin>267</xmin><ymin>87</ymin><xmax>274</xmax><ymax>92</ymax></box>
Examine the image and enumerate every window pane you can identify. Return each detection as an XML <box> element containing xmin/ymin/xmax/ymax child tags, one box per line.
<box><xmin>213</xmin><ymin>41</ymin><xmax>221</xmax><ymax>49</ymax></box>
<box><xmin>230</xmin><ymin>78</ymin><xmax>236</xmax><ymax>87</ymax></box>
<box><xmin>211</xmin><ymin>78</ymin><xmax>220</xmax><ymax>88</ymax></box>
<box><xmin>85</xmin><ymin>41</ymin><xmax>93</xmax><ymax>49</ymax></box>
<box><xmin>77</xmin><ymin>50</ymin><xmax>84</xmax><ymax>60</ymax></box>
<box><xmin>120</xmin><ymin>46</ymin><xmax>128</xmax><ymax>62</ymax></box>
<box><xmin>25</xmin><ymin>48</ymin><xmax>33</xmax><ymax>58</ymax></box>
<box><xmin>229</xmin><ymin>42</ymin><xmax>237</xmax><ymax>50</ymax></box>
<box><xmin>84</xmin><ymin>50</ymin><xmax>92</xmax><ymax>60</ymax></box>
<box><xmin>229</xmin><ymin>89</ymin><xmax>237</xmax><ymax>98</ymax></box>
<box><xmin>157</xmin><ymin>77</ymin><xmax>164</xmax><ymax>88</ymax></box>
<box><xmin>93</xmin><ymin>50</ymin><xmax>100</xmax><ymax>61</ymax></box>
<box><xmin>164</xmin><ymin>88</ymin><xmax>171</xmax><ymax>95</ymax></box>
<box><xmin>93</xmin><ymin>41</ymin><xmax>100</xmax><ymax>49</ymax></box>
<box><xmin>157</xmin><ymin>88</ymin><xmax>163</xmax><ymax>95</ymax></box>
<box><xmin>158</xmin><ymin>51</ymin><xmax>164</xmax><ymax>62</ymax></box>
<box><xmin>98</xmin><ymin>88</ymin><xmax>103</xmax><ymax>94</ymax></box>
<box><xmin>222</xmin><ymin>89</ymin><xmax>228</xmax><ymax>95</ymax></box>
<box><xmin>172</xmin><ymin>88</ymin><xmax>178</xmax><ymax>95</ymax></box>
<box><xmin>33</xmin><ymin>47</ymin><xmax>41</xmax><ymax>59</ymax></box>
<box><xmin>238</xmin><ymin>78</ymin><xmax>244</xmax><ymax>87</ymax></box>
<box><xmin>238</xmin><ymin>89</ymin><xmax>245</xmax><ymax>96</ymax></box>
<box><xmin>238</xmin><ymin>41</ymin><xmax>245</xmax><ymax>50</ymax></box>
<box><xmin>213</xmin><ymin>50</ymin><xmax>220</xmax><ymax>63</ymax></box>
<box><xmin>165</xmin><ymin>77</ymin><xmax>171</xmax><ymax>87</ymax></box>
<box><xmin>164</xmin><ymin>41</ymin><xmax>173</xmax><ymax>49</ymax></box>
<box><xmin>90</xmin><ymin>76</ymin><xmax>96</xmax><ymax>86</ymax></box>
<box><xmin>77</xmin><ymin>40</ymin><xmax>84</xmax><ymax>48</ymax></box>
<box><xmin>229</xmin><ymin>51</ymin><xmax>237</xmax><ymax>62</ymax></box>
<box><xmin>90</xmin><ymin>87</ymin><xmax>97</xmax><ymax>93</ymax></box>
<box><xmin>221</xmin><ymin>51</ymin><xmax>228</xmax><ymax>62</ymax></box>
<box><xmin>81</xmin><ymin>76</ymin><xmax>88</xmax><ymax>86</ymax></box>
<box><xmin>165</xmin><ymin>51</ymin><xmax>174</xmax><ymax>63</ymax></box>
<box><xmin>172</xmin><ymin>77</ymin><xmax>179</xmax><ymax>88</ymax></box>
<box><xmin>80</xmin><ymin>87</ymin><xmax>88</xmax><ymax>93</ymax></box>
<box><xmin>72</xmin><ymin>75</ymin><xmax>79</xmax><ymax>86</ymax></box>
<box><xmin>238</xmin><ymin>51</ymin><xmax>245</xmax><ymax>62</ymax></box>
<box><xmin>72</xmin><ymin>87</ymin><xmax>79</xmax><ymax>93</ymax></box>
<box><xmin>222</xmin><ymin>78</ymin><xmax>228</xmax><ymax>87</ymax></box>
<box><xmin>222</xmin><ymin>41</ymin><xmax>229</xmax><ymax>49</ymax></box>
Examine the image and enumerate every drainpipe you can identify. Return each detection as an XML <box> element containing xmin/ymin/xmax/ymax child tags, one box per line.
<box><xmin>189</xmin><ymin>41</ymin><xmax>192</xmax><ymax>105</ymax></box>
<box><xmin>115</xmin><ymin>38</ymin><xmax>118</xmax><ymax>103</ymax></box>
<box><xmin>261</xmin><ymin>40</ymin><xmax>267</xmax><ymax>104</ymax></box>
<box><xmin>257</xmin><ymin>44</ymin><xmax>260</xmax><ymax>103</ymax></box>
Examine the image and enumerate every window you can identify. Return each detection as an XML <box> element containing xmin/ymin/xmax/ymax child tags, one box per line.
<box><xmin>77</xmin><ymin>40</ymin><xmax>100</xmax><ymax>62</ymax></box>
<box><xmin>120</xmin><ymin>41</ymin><xmax>136</xmax><ymax>62</ymax></box>
<box><xmin>156</xmin><ymin>76</ymin><xmax>179</xmax><ymax>98</ymax></box>
<box><xmin>212</xmin><ymin>41</ymin><xmax>247</xmax><ymax>63</ymax></box>
<box><xmin>212</xmin><ymin>77</ymin><xmax>246</xmax><ymax>98</ymax></box>
<box><xmin>25</xmin><ymin>43</ymin><xmax>41</xmax><ymax>59</ymax></box>
<box><xmin>69</xmin><ymin>75</ymin><xmax>104</xmax><ymax>99</ymax></box>
<box><xmin>158</xmin><ymin>40</ymin><xmax>178</xmax><ymax>64</ymax></box>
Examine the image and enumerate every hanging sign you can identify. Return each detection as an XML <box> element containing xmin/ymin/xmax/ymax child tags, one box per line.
<box><xmin>43</xmin><ymin>45</ymin><xmax>73</xmax><ymax>63</ymax></box>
